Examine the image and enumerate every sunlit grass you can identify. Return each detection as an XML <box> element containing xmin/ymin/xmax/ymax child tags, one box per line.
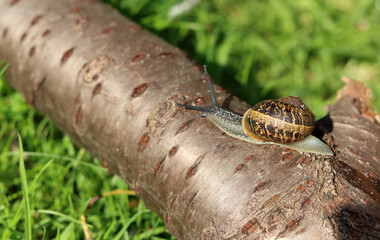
<box><xmin>18</xmin><ymin>134</ymin><xmax>32</xmax><ymax>240</ymax></box>
<box><xmin>108</xmin><ymin>0</ymin><xmax>380</xmax><ymax>118</ymax></box>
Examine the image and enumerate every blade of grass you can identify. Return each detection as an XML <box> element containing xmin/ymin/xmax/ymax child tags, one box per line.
<box><xmin>1</xmin><ymin>158</ymin><xmax>54</xmax><ymax>239</ymax></box>
<box><xmin>80</xmin><ymin>189</ymin><xmax>137</xmax><ymax>239</ymax></box>
<box><xmin>134</xmin><ymin>226</ymin><xmax>167</xmax><ymax>239</ymax></box>
<box><xmin>1</xmin><ymin>151</ymin><xmax>106</xmax><ymax>171</ymax></box>
<box><xmin>29</xmin><ymin>159</ymin><xmax>53</xmax><ymax>199</ymax></box>
<box><xmin>55</xmin><ymin>227</ymin><xmax>61</xmax><ymax>240</ymax></box>
<box><xmin>42</xmin><ymin>226</ymin><xmax>47</xmax><ymax>240</ymax></box>
<box><xmin>102</xmin><ymin>220</ymin><xmax>117</xmax><ymax>240</ymax></box>
<box><xmin>60</xmin><ymin>222</ymin><xmax>75</xmax><ymax>240</ymax></box>
<box><xmin>113</xmin><ymin>210</ymin><xmax>150</xmax><ymax>240</ymax></box>
<box><xmin>18</xmin><ymin>134</ymin><xmax>32</xmax><ymax>239</ymax></box>
<box><xmin>0</xmin><ymin>224</ymin><xmax>24</xmax><ymax>238</ymax></box>
<box><xmin>0</xmin><ymin>63</ymin><xmax>8</xmax><ymax>76</ymax></box>
<box><xmin>36</xmin><ymin>210</ymin><xmax>87</xmax><ymax>226</ymax></box>
<box><xmin>1</xmin><ymin>195</ymin><xmax>25</xmax><ymax>240</ymax></box>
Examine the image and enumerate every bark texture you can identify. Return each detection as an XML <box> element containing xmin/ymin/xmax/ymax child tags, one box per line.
<box><xmin>1</xmin><ymin>0</ymin><xmax>379</xmax><ymax>239</ymax></box>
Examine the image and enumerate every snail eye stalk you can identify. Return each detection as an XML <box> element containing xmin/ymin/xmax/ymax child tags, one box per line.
<box><xmin>175</xmin><ymin>103</ymin><xmax>212</xmax><ymax>113</ymax></box>
<box><xmin>203</xmin><ymin>65</ymin><xmax>218</xmax><ymax>107</ymax></box>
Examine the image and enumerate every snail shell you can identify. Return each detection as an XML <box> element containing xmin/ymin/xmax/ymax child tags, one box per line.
<box><xmin>242</xmin><ymin>97</ymin><xmax>315</xmax><ymax>143</ymax></box>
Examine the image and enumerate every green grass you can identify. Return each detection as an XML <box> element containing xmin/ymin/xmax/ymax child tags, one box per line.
<box><xmin>1</xmin><ymin>0</ymin><xmax>380</xmax><ymax>238</ymax></box>
<box><xmin>108</xmin><ymin>0</ymin><xmax>380</xmax><ymax>118</ymax></box>
<box><xmin>18</xmin><ymin>134</ymin><xmax>32</xmax><ymax>240</ymax></box>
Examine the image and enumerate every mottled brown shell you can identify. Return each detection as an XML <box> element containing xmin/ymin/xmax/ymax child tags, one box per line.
<box><xmin>242</xmin><ymin>96</ymin><xmax>315</xmax><ymax>143</ymax></box>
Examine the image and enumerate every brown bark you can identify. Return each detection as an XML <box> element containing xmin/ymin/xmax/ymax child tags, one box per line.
<box><xmin>1</xmin><ymin>0</ymin><xmax>379</xmax><ymax>239</ymax></box>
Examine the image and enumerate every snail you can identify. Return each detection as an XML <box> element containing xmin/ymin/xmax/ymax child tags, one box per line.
<box><xmin>176</xmin><ymin>65</ymin><xmax>333</xmax><ymax>156</ymax></box>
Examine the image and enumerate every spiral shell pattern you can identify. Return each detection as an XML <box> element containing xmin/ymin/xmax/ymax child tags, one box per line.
<box><xmin>242</xmin><ymin>97</ymin><xmax>315</xmax><ymax>143</ymax></box>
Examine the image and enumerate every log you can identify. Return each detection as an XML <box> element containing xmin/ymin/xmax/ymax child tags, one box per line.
<box><xmin>1</xmin><ymin>0</ymin><xmax>379</xmax><ymax>239</ymax></box>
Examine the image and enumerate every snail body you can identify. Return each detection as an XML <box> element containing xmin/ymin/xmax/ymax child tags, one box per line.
<box><xmin>176</xmin><ymin>66</ymin><xmax>333</xmax><ymax>156</ymax></box>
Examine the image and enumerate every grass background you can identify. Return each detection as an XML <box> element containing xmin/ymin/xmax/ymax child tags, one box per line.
<box><xmin>1</xmin><ymin>0</ymin><xmax>379</xmax><ymax>239</ymax></box>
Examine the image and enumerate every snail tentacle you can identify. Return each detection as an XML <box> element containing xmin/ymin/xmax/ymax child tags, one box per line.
<box><xmin>175</xmin><ymin>65</ymin><xmax>220</xmax><ymax>113</ymax></box>
<box><xmin>203</xmin><ymin>65</ymin><xmax>219</xmax><ymax>106</ymax></box>
<box><xmin>175</xmin><ymin>103</ymin><xmax>212</xmax><ymax>113</ymax></box>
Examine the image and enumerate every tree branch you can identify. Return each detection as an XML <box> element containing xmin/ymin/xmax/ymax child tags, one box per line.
<box><xmin>1</xmin><ymin>0</ymin><xmax>379</xmax><ymax>239</ymax></box>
